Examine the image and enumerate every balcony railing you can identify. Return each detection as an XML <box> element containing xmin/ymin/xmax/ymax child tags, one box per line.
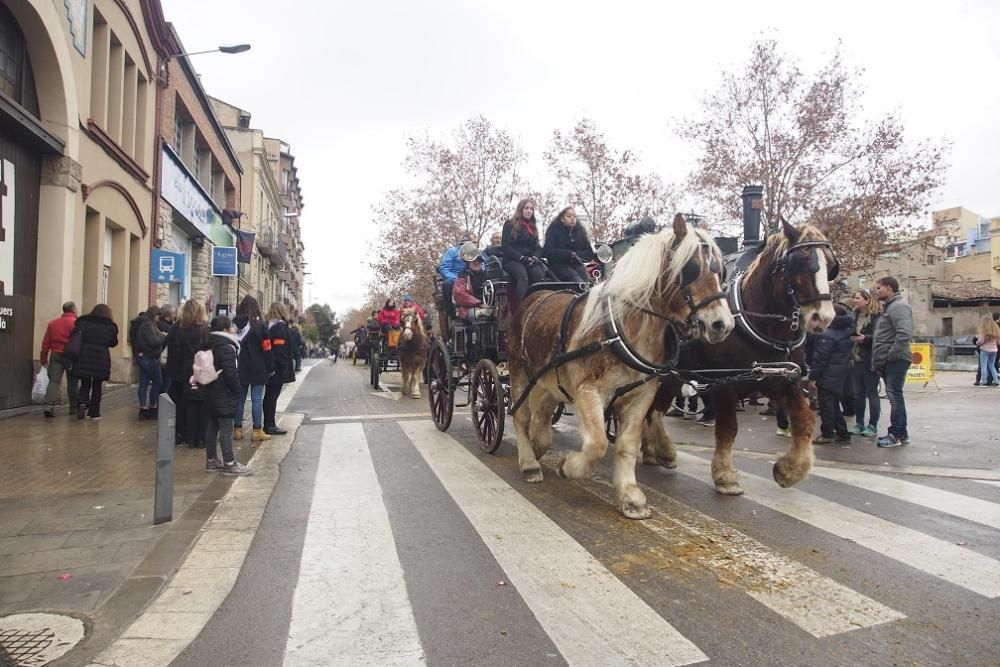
<box><xmin>256</xmin><ymin>229</ymin><xmax>275</xmax><ymax>254</ymax></box>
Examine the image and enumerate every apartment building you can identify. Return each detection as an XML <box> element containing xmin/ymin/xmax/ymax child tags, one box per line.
<box><xmin>264</xmin><ymin>138</ymin><xmax>305</xmax><ymax>316</ymax></box>
<box><xmin>153</xmin><ymin>25</ymin><xmax>241</xmax><ymax>313</ymax></box>
<box><xmin>0</xmin><ymin>0</ymin><xmax>173</xmax><ymax>407</ymax></box>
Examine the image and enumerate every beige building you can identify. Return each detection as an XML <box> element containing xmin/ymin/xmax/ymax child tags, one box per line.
<box><xmin>209</xmin><ymin>97</ymin><xmax>285</xmax><ymax>312</ymax></box>
<box><xmin>264</xmin><ymin>138</ymin><xmax>305</xmax><ymax>315</ymax></box>
<box><xmin>0</xmin><ymin>0</ymin><xmax>173</xmax><ymax>407</ymax></box>
<box><xmin>845</xmin><ymin>207</ymin><xmax>1000</xmax><ymax>341</ymax></box>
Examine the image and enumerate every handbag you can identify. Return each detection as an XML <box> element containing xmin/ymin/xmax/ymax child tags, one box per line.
<box><xmin>184</xmin><ymin>382</ymin><xmax>206</xmax><ymax>401</ymax></box>
<box><xmin>63</xmin><ymin>326</ymin><xmax>83</xmax><ymax>362</ymax></box>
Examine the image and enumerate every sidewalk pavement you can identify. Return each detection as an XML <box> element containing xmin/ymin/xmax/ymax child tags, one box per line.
<box><xmin>0</xmin><ymin>363</ymin><xmax>316</xmax><ymax>665</ymax></box>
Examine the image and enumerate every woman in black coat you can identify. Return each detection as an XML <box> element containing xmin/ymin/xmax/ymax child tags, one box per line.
<box><xmin>501</xmin><ymin>198</ymin><xmax>547</xmax><ymax>306</ymax></box>
<box><xmin>808</xmin><ymin>306</ymin><xmax>855</xmax><ymax>444</ymax></box>
<box><xmin>202</xmin><ymin>316</ymin><xmax>250</xmax><ymax>476</ymax></box>
<box><xmin>72</xmin><ymin>304</ymin><xmax>119</xmax><ymax>420</ymax></box>
<box><xmin>263</xmin><ymin>301</ymin><xmax>296</xmax><ymax>435</ymax></box>
<box><xmin>165</xmin><ymin>299</ymin><xmax>209</xmax><ymax>446</ymax></box>
<box><xmin>233</xmin><ymin>296</ymin><xmax>274</xmax><ymax>442</ymax></box>
<box><xmin>543</xmin><ymin>206</ymin><xmax>595</xmax><ymax>283</ymax></box>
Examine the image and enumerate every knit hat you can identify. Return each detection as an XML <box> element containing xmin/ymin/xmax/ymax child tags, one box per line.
<box><xmin>403</xmin><ymin>294</ymin><xmax>414</xmax><ymax>303</ymax></box>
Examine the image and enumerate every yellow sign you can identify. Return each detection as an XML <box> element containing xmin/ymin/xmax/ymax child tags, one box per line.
<box><xmin>906</xmin><ymin>342</ymin><xmax>939</xmax><ymax>388</ymax></box>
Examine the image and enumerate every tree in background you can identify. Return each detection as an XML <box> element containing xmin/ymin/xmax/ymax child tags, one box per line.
<box><xmin>371</xmin><ymin>116</ymin><xmax>529</xmax><ymax>313</ymax></box>
<box><xmin>678</xmin><ymin>39</ymin><xmax>948</xmax><ymax>271</ymax></box>
<box><xmin>544</xmin><ymin>118</ymin><xmax>675</xmax><ymax>241</ymax></box>
<box><xmin>305</xmin><ymin>304</ymin><xmax>340</xmax><ymax>347</ymax></box>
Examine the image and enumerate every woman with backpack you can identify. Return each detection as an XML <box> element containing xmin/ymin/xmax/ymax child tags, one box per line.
<box><xmin>71</xmin><ymin>304</ymin><xmax>119</xmax><ymax>420</ymax></box>
<box><xmin>232</xmin><ymin>296</ymin><xmax>274</xmax><ymax>442</ymax></box>
<box><xmin>194</xmin><ymin>316</ymin><xmax>251</xmax><ymax>476</ymax></box>
<box><xmin>165</xmin><ymin>299</ymin><xmax>209</xmax><ymax>447</ymax></box>
<box><xmin>263</xmin><ymin>301</ymin><xmax>296</xmax><ymax>435</ymax></box>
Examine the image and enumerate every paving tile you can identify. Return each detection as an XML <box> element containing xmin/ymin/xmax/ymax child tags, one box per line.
<box><xmin>13</xmin><ymin>589</ymin><xmax>104</xmax><ymax>614</ymax></box>
<box><xmin>0</xmin><ymin>532</ymin><xmax>70</xmax><ymax>555</ymax></box>
<box><xmin>0</xmin><ymin>572</ymin><xmax>45</xmax><ymax>604</ymax></box>
<box><xmin>112</xmin><ymin>538</ymin><xmax>160</xmax><ymax>564</ymax></box>
<box><xmin>87</xmin><ymin>637</ymin><xmax>189</xmax><ymax>667</ymax></box>
<box><xmin>25</xmin><ymin>560</ymin><xmax>141</xmax><ymax>601</ymax></box>
<box><xmin>120</xmin><ymin>610</ymin><xmax>214</xmax><ymax>640</ymax></box>
<box><xmin>62</xmin><ymin>524</ymin><xmax>168</xmax><ymax>549</ymax></box>
<box><xmin>0</xmin><ymin>542</ymin><xmax>121</xmax><ymax>577</ymax></box>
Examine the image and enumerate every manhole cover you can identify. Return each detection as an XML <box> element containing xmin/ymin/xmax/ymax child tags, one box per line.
<box><xmin>0</xmin><ymin>613</ymin><xmax>85</xmax><ymax>666</ymax></box>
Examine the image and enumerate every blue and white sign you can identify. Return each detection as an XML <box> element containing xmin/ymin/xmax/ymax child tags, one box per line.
<box><xmin>152</xmin><ymin>249</ymin><xmax>186</xmax><ymax>284</ymax></box>
<box><xmin>212</xmin><ymin>246</ymin><xmax>237</xmax><ymax>276</ymax></box>
<box><xmin>161</xmin><ymin>146</ymin><xmax>220</xmax><ymax>239</ymax></box>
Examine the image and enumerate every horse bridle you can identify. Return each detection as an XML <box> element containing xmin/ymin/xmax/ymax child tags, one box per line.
<box><xmin>666</xmin><ymin>240</ymin><xmax>728</xmax><ymax>339</ymax></box>
<box><xmin>771</xmin><ymin>239</ymin><xmax>839</xmax><ymax>332</ymax></box>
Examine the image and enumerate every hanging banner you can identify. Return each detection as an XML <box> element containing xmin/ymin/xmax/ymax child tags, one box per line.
<box><xmin>235</xmin><ymin>229</ymin><xmax>256</xmax><ymax>264</ymax></box>
<box><xmin>212</xmin><ymin>246</ymin><xmax>237</xmax><ymax>276</ymax></box>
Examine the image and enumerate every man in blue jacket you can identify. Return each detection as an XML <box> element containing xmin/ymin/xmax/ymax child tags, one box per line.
<box><xmin>809</xmin><ymin>305</ymin><xmax>855</xmax><ymax>445</ymax></box>
<box><xmin>438</xmin><ymin>236</ymin><xmax>470</xmax><ymax>315</ymax></box>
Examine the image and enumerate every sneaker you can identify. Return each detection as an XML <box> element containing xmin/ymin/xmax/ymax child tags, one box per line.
<box><xmin>205</xmin><ymin>458</ymin><xmax>224</xmax><ymax>472</ymax></box>
<box><xmin>666</xmin><ymin>408</ymin><xmax>684</xmax><ymax>418</ymax></box>
<box><xmin>861</xmin><ymin>425</ymin><xmax>878</xmax><ymax>437</ymax></box>
<box><xmin>775</xmin><ymin>426</ymin><xmax>791</xmax><ymax>438</ymax></box>
<box><xmin>222</xmin><ymin>461</ymin><xmax>253</xmax><ymax>477</ymax></box>
<box><xmin>264</xmin><ymin>426</ymin><xmax>288</xmax><ymax>436</ymax></box>
<box><xmin>877</xmin><ymin>435</ymin><xmax>904</xmax><ymax>448</ymax></box>
<box><xmin>813</xmin><ymin>435</ymin><xmax>837</xmax><ymax>445</ymax></box>
<box><xmin>44</xmin><ymin>409</ymin><xmax>55</xmax><ymax>418</ymax></box>
<box><xmin>835</xmin><ymin>436</ymin><xmax>852</xmax><ymax>445</ymax></box>
<box><xmin>88</xmin><ymin>414</ymin><xmax>101</xmax><ymax>421</ymax></box>
<box><xmin>697</xmin><ymin>417</ymin><xmax>714</xmax><ymax>427</ymax></box>
<box><xmin>851</xmin><ymin>424</ymin><xmax>865</xmax><ymax>435</ymax></box>
<box><xmin>77</xmin><ymin>404</ymin><xmax>86</xmax><ymax>420</ymax></box>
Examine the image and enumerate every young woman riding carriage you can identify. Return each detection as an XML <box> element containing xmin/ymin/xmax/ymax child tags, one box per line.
<box><xmin>508</xmin><ymin>214</ymin><xmax>735</xmax><ymax>520</ymax></box>
<box><xmin>641</xmin><ymin>219</ymin><xmax>838</xmax><ymax>496</ymax></box>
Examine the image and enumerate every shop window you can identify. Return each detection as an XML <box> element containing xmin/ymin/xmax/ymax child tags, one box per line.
<box><xmin>0</xmin><ymin>2</ymin><xmax>39</xmax><ymax>116</ymax></box>
<box><xmin>942</xmin><ymin>317</ymin><xmax>953</xmax><ymax>337</ymax></box>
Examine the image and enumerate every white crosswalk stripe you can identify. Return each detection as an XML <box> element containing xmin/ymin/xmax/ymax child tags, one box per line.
<box><xmin>402</xmin><ymin>421</ymin><xmax>708</xmax><ymax>667</ymax></box>
<box><xmin>285</xmin><ymin>423</ymin><xmax>423</xmax><ymax>666</ymax></box>
<box><xmin>674</xmin><ymin>451</ymin><xmax>1000</xmax><ymax>598</ymax></box>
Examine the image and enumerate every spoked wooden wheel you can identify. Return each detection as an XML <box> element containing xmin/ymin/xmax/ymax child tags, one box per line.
<box><xmin>551</xmin><ymin>402</ymin><xmax>565</xmax><ymax>425</ymax></box>
<box><xmin>472</xmin><ymin>359</ymin><xmax>505</xmax><ymax>454</ymax></box>
<box><xmin>428</xmin><ymin>338</ymin><xmax>454</xmax><ymax>431</ymax></box>
<box><xmin>605</xmin><ymin>410</ymin><xmax>620</xmax><ymax>443</ymax></box>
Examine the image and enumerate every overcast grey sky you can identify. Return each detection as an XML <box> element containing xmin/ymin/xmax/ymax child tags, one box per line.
<box><xmin>163</xmin><ymin>0</ymin><xmax>1000</xmax><ymax>316</ymax></box>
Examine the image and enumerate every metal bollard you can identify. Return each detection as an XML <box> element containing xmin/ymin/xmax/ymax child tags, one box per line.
<box><xmin>153</xmin><ymin>393</ymin><xmax>176</xmax><ymax>525</ymax></box>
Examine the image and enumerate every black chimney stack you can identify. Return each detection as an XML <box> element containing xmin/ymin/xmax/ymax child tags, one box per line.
<box><xmin>741</xmin><ymin>185</ymin><xmax>764</xmax><ymax>249</ymax></box>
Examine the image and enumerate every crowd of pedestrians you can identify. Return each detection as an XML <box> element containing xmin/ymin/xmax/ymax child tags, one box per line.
<box><xmin>36</xmin><ymin>293</ymin><xmax>314</xmax><ymax>477</ymax></box>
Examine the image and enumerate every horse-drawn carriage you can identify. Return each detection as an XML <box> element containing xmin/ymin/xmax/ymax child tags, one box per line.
<box><xmin>428</xmin><ymin>241</ymin><xmax>614</xmax><ymax>453</ymax></box>
<box><xmin>370</xmin><ymin>326</ymin><xmax>402</xmax><ymax>389</ymax></box>
<box><xmin>352</xmin><ymin>328</ymin><xmax>376</xmax><ymax>366</ymax></box>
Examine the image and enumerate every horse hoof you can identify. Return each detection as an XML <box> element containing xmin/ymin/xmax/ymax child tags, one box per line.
<box><xmin>621</xmin><ymin>502</ymin><xmax>652</xmax><ymax>520</ymax></box>
<box><xmin>523</xmin><ymin>468</ymin><xmax>544</xmax><ymax>483</ymax></box>
<box><xmin>714</xmin><ymin>482</ymin><xmax>744</xmax><ymax>496</ymax></box>
<box><xmin>658</xmin><ymin>459</ymin><xmax>678</xmax><ymax>470</ymax></box>
<box><xmin>555</xmin><ymin>457</ymin><xmax>568</xmax><ymax>478</ymax></box>
<box><xmin>412</xmin><ymin>393</ymin><xmax>421</xmax><ymax>399</ymax></box>
<box><xmin>773</xmin><ymin>457</ymin><xmax>807</xmax><ymax>488</ymax></box>
<box><xmin>642</xmin><ymin>455</ymin><xmax>658</xmax><ymax>466</ymax></box>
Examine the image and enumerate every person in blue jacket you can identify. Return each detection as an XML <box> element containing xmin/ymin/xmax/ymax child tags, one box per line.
<box><xmin>809</xmin><ymin>304</ymin><xmax>855</xmax><ymax>445</ymax></box>
<box><xmin>438</xmin><ymin>236</ymin><xmax>470</xmax><ymax>315</ymax></box>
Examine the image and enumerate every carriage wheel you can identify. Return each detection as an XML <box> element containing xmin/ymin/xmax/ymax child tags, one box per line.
<box><xmin>551</xmin><ymin>402</ymin><xmax>565</xmax><ymax>425</ymax></box>
<box><xmin>472</xmin><ymin>359</ymin><xmax>505</xmax><ymax>454</ymax></box>
<box><xmin>428</xmin><ymin>338</ymin><xmax>454</xmax><ymax>431</ymax></box>
<box><xmin>605</xmin><ymin>410</ymin><xmax>620</xmax><ymax>443</ymax></box>
<box><xmin>371</xmin><ymin>351</ymin><xmax>381</xmax><ymax>388</ymax></box>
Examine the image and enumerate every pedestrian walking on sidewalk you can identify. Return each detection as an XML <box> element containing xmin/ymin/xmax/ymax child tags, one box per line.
<box><xmin>848</xmin><ymin>289</ymin><xmax>881</xmax><ymax>437</ymax></box>
<box><xmin>71</xmin><ymin>304</ymin><xmax>119</xmax><ymax>420</ymax></box>
<box><xmin>132</xmin><ymin>305</ymin><xmax>166</xmax><ymax>420</ymax></box>
<box><xmin>263</xmin><ymin>302</ymin><xmax>295</xmax><ymax>436</ymax></box>
<box><xmin>233</xmin><ymin>296</ymin><xmax>273</xmax><ymax>443</ymax></box>
<box><xmin>871</xmin><ymin>277</ymin><xmax>913</xmax><ymax>448</ymax></box>
<box><xmin>157</xmin><ymin>304</ymin><xmax>176</xmax><ymax>395</ymax></box>
<box><xmin>166</xmin><ymin>299</ymin><xmax>209</xmax><ymax>447</ymax></box>
<box><xmin>201</xmin><ymin>316</ymin><xmax>251</xmax><ymax>476</ymax></box>
<box><xmin>809</xmin><ymin>305</ymin><xmax>854</xmax><ymax>445</ymax></box>
<box><xmin>40</xmin><ymin>301</ymin><xmax>79</xmax><ymax>417</ymax></box>
<box><xmin>974</xmin><ymin>315</ymin><xmax>1000</xmax><ymax>387</ymax></box>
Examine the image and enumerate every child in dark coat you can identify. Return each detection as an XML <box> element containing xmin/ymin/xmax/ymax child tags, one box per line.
<box><xmin>809</xmin><ymin>305</ymin><xmax>855</xmax><ymax>445</ymax></box>
<box><xmin>201</xmin><ymin>316</ymin><xmax>252</xmax><ymax>476</ymax></box>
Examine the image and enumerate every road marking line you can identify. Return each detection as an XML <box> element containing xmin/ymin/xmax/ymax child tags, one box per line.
<box><xmin>808</xmin><ymin>465</ymin><xmax>1000</xmax><ymax>531</ymax></box>
<box><xmin>276</xmin><ymin>364</ymin><xmax>316</xmax><ymax>413</ymax></box>
<box><xmin>284</xmin><ymin>424</ymin><xmax>423</xmax><ymax>665</ymax></box>
<box><xmin>674</xmin><ymin>451</ymin><xmax>1000</xmax><ymax>598</ymax></box>
<box><xmin>563</xmin><ymin>465</ymin><xmax>904</xmax><ymax>637</ymax></box>
<box><xmin>974</xmin><ymin>480</ymin><xmax>1000</xmax><ymax>488</ymax></box>
<box><xmin>309</xmin><ymin>413</ymin><xmax>430</xmax><ymax>422</ymax></box>
<box><xmin>401</xmin><ymin>421</ymin><xmax>707</xmax><ymax>667</ymax></box>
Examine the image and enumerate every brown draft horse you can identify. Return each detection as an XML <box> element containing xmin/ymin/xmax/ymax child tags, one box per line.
<box><xmin>398</xmin><ymin>309</ymin><xmax>430</xmax><ymax>399</ymax></box>
<box><xmin>509</xmin><ymin>214</ymin><xmax>735</xmax><ymax>519</ymax></box>
<box><xmin>642</xmin><ymin>220</ymin><xmax>837</xmax><ymax>495</ymax></box>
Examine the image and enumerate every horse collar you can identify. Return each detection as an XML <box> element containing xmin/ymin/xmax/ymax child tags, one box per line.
<box><xmin>728</xmin><ymin>272</ymin><xmax>806</xmax><ymax>356</ymax></box>
<box><xmin>605</xmin><ymin>293</ymin><xmax>679</xmax><ymax>374</ymax></box>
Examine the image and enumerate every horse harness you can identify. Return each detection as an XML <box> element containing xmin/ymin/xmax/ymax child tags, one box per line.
<box><xmin>508</xmin><ymin>239</ymin><xmax>724</xmax><ymax>416</ymax></box>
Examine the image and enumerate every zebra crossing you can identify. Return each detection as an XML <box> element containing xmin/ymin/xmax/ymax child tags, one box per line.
<box><xmin>281</xmin><ymin>418</ymin><xmax>1000</xmax><ymax>666</ymax></box>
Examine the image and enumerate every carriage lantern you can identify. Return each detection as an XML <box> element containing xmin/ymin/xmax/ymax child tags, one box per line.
<box><xmin>596</xmin><ymin>243</ymin><xmax>614</xmax><ymax>264</ymax></box>
<box><xmin>459</xmin><ymin>241</ymin><xmax>480</xmax><ymax>262</ymax></box>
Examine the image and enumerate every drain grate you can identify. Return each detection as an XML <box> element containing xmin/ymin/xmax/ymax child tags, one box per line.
<box><xmin>0</xmin><ymin>614</ymin><xmax>85</xmax><ymax>667</ymax></box>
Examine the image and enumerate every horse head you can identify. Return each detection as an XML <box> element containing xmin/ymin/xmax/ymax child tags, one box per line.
<box><xmin>400</xmin><ymin>308</ymin><xmax>423</xmax><ymax>342</ymax></box>
<box><xmin>770</xmin><ymin>219</ymin><xmax>837</xmax><ymax>333</ymax></box>
<box><xmin>581</xmin><ymin>213</ymin><xmax>734</xmax><ymax>345</ymax></box>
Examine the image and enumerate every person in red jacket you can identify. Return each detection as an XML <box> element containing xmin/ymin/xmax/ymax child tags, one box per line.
<box><xmin>453</xmin><ymin>257</ymin><xmax>493</xmax><ymax>321</ymax></box>
<box><xmin>377</xmin><ymin>298</ymin><xmax>401</xmax><ymax>330</ymax></box>
<box><xmin>401</xmin><ymin>294</ymin><xmax>433</xmax><ymax>332</ymax></box>
<box><xmin>40</xmin><ymin>301</ymin><xmax>79</xmax><ymax>417</ymax></box>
